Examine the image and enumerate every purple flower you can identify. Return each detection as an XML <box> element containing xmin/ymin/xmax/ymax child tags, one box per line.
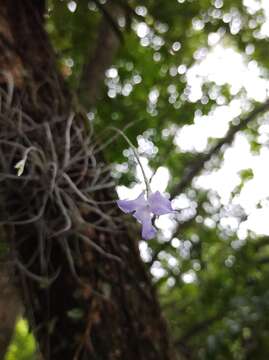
<box><xmin>117</xmin><ymin>191</ymin><xmax>174</xmax><ymax>240</ymax></box>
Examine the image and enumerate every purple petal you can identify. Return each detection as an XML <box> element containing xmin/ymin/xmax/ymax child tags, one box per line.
<box><xmin>117</xmin><ymin>192</ymin><xmax>147</xmax><ymax>213</ymax></box>
<box><xmin>148</xmin><ymin>191</ymin><xmax>173</xmax><ymax>216</ymax></box>
<box><xmin>133</xmin><ymin>205</ymin><xmax>151</xmax><ymax>223</ymax></box>
<box><xmin>133</xmin><ymin>206</ymin><xmax>156</xmax><ymax>239</ymax></box>
<box><xmin>141</xmin><ymin>218</ymin><xmax>157</xmax><ymax>240</ymax></box>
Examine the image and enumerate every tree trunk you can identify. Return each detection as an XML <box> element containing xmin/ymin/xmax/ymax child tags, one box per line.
<box><xmin>0</xmin><ymin>259</ymin><xmax>22</xmax><ymax>359</ymax></box>
<box><xmin>0</xmin><ymin>1</ymin><xmax>176</xmax><ymax>359</ymax></box>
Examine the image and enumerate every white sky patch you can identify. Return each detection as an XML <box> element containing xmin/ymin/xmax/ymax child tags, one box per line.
<box><xmin>117</xmin><ymin>183</ymin><xmax>144</xmax><ymax>200</ymax></box>
<box><xmin>136</xmin><ymin>22</ymin><xmax>150</xmax><ymax>38</ymax></box>
<box><xmin>106</xmin><ymin>67</ymin><xmax>118</xmax><ymax>79</ymax></box>
<box><xmin>232</xmin><ymin>146</ymin><xmax>269</xmax><ymax>235</ymax></box>
<box><xmin>150</xmin><ymin>167</ymin><xmax>170</xmax><ymax>192</ymax></box>
<box><xmin>234</xmin><ymin>147</ymin><xmax>269</xmax><ymax>213</ymax></box>
<box><xmin>139</xmin><ymin>241</ymin><xmax>152</xmax><ymax>262</ymax></box>
<box><xmin>244</xmin><ymin>0</ymin><xmax>261</xmax><ymax>14</ymax></box>
<box><xmin>260</xmin><ymin>0</ymin><xmax>269</xmax><ymax>36</ymax></box>
<box><xmin>187</xmin><ymin>45</ymin><xmax>269</xmax><ymax>102</ymax></box>
<box><xmin>151</xmin><ymin>261</ymin><xmax>167</xmax><ymax>279</ymax></box>
<box><xmin>182</xmin><ymin>270</ymin><xmax>197</xmax><ymax>284</ymax></box>
<box><xmin>241</xmin><ymin>208</ymin><xmax>269</xmax><ymax>235</ymax></box>
<box><xmin>67</xmin><ymin>1</ymin><xmax>77</xmax><ymax>12</ymax></box>
<box><xmin>175</xmin><ymin>100</ymin><xmax>242</xmax><ymax>152</ymax></box>
<box><xmin>148</xmin><ymin>88</ymin><xmax>159</xmax><ymax>104</ymax></box>
<box><xmin>155</xmin><ymin>215</ymin><xmax>176</xmax><ymax>240</ymax></box>
<box><xmin>196</xmin><ymin>133</ymin><xmax>269</xmax><ymax>236</ymax></box>
<box><xmin>196</xmin><ymin>134</ymin><xmax>252</xmax><ymax>203</ymax></box>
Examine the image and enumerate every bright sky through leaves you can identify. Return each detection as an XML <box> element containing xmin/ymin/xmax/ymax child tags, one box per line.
<box><xmin>117</xmin><ymin>0</ymin><xmax>269</xmax><ymax>283</ymax></box>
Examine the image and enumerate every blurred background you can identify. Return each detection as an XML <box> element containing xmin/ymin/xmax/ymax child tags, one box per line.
<box><xmin>5</xmin><ymin>0</ymin><xmax>269</xmax><ymax>359</ymax></box>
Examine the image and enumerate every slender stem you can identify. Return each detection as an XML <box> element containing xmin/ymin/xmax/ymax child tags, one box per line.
<box><xmin>108</xmin><ymin>126</ymin><xmax>150</xmax><ymax>197</ymax></box>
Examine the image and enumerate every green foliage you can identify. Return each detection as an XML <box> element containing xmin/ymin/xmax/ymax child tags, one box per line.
<box><xmin>5</xmin><ymin>319</ymin><xmax>36</xmax><ymax>360</ymax></box>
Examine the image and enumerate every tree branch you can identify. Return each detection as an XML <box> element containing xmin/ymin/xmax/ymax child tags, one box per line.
<box><xmin>92</xmin><ymin>0</ymin><xmax>124</xmax><ymax>43</ymax></box>
<box><xmin>171</xmin><ymin>100</ymin><xmax>269</xmax><ymax>199</ymax></box>
<box><xmin>254</xmin><ymin>236</ymin><xmax>269</xmax><ymax>250</ymax></box>
<box><xmin>175</xmin><ymin>313</ymin><xmax>223</xmax><ymax>346</ymax></box>
<box><xmin>78</xmin><ymin>2</ymin><xmax>122</xmax><ymax>107</ymax></box>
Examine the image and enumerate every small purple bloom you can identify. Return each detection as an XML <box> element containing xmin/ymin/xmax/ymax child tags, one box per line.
<box><xmin>117</xmin><ymin>191</ymin><xmax>173</xmax><ymax>240</ymax></box>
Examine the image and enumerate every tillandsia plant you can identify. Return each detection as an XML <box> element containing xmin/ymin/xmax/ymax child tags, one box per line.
<box><xmin>114</xmin><ymin>128</ymin><xmax>174</xmax><ymax>240</ymax></box>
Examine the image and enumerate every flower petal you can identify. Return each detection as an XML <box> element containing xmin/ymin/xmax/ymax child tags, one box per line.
<box><xmin>141</xmin><ymin>218</ymin><xmax>157</xmax><ymax>240</ymax></box>
<box><xmin>148</xmin><ymin>191</ymin><xmax>173</xmax><ymax>216</ymax></box>
<box><xmin>117</xmin><ymin>192</ymin><xmax>158</xmax><ymax>240</ymax></box>
<box><xmin>133</xmin><ymin>206</ymin><xmax>156</xmax><ymax>239</ymax></box>
<box><xmin>117</xmin><ymin>192</ymin><xmax>147</xmax><ymax>213</ymax></box>
<box><xmin>133</xmin><ymin>205</ymin><xmax>151</xmax><ymax>223</ymax></box>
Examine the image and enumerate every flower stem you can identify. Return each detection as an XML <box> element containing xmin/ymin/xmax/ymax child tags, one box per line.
<box><xmin>108</xmin><ymin>127</ymin><xmax>150</xmax><ymax>197</ymax></box>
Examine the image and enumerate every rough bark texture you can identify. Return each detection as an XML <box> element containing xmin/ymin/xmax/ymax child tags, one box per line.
<box><xmin>0</xmin><ymin>1</ymin><xmax>176</xmax><ymax>359</ymax></box>
<box><xmin>0</xmin><ymin>259</ymin><xmax>22</xmax><ymax>359</ymax></box>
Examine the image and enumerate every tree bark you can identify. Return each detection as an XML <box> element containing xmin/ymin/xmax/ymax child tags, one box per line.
<box><xmin>0</xmin><ymin>259</ymin><xmax>22</xmax><ymax>359</ymax></box>
<box><xmin>0</xmin><ymin>1</ymin><xmax>176</xmax><ymax>359</ymax></box>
